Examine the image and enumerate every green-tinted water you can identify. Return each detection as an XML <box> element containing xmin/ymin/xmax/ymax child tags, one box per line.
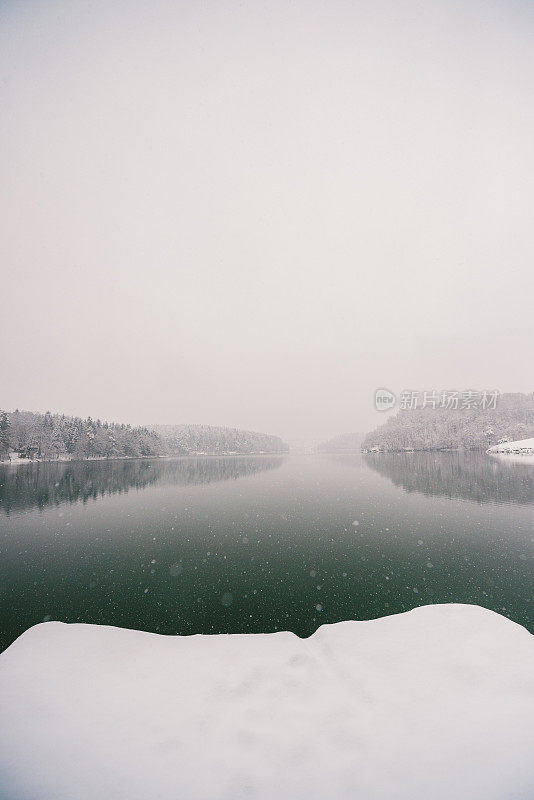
<box><xmin>0</xmin><ymin>452</ymin><xmax>532</xmax><ymax>651</ymax></box>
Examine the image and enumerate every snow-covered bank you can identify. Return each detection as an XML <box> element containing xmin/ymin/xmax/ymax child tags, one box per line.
<box><xmin>1</xmin><ymin>605</ymin><xmax>533</xmax><ymax>800</ymax></box>
<box><xmin>0</xmin><ymin>453</ymin><xmax>162</xmax><ymax>466</ymax></box>
<box><xmin>487</xmin><ymin>437</ymin><xmax>534</xmax><ymax>455</ymax></box>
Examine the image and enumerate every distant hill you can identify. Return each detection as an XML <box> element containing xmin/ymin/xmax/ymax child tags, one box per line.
<box><xmin>362</xmin><ymin>392</ymin><xmax>534</xmax><ymax>452</ymax></box>
<box><xmin>151</xmin><ymin>424</ymin><xmax>289</xmax><ymax>455</ymax></box>
<box><xmin>317</xmin><ymin>432</ymin><xmax>364</xmax><ymax>453</ymax></box>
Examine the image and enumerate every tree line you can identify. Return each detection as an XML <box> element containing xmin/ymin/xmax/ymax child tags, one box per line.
<box><xmin>0</xmin><ymin>411</ymin><xmax>289</xmax><ymax>461</ymax></box>
<box><xmin>152</xmin><ymin>424</ymin><xmax>289</xmax><ymax>455</ymax></box>
<box><xmin>0</xmin><ymin>409</ymin><xmax>163</xmax><ymax>461</ymax></box>
<box><xmin>361</xmin><ymin>392</ymin><xmax>534</xmax><ymax>452</ymax></box>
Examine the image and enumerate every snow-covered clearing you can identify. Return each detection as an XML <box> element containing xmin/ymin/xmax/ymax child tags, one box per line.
<box><xmin>487</xmin><ymin>437</ymin><xmax>534</xmax><ymax>454</ymax></box>
<box><xmin>0</xmin><ymin>605</ymin><xmax>533</xmax><ymax>800</ymax></box>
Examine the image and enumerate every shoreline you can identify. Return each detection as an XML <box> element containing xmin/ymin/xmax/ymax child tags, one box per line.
<box><xmin>0</xmin><ymin>452</ymin><xmax>289</xmax><ymax>467</ymax></box>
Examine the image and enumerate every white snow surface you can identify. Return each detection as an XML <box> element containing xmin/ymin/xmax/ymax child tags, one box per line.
<box><xmin>1</xmin><ymin>604</ymin><xmax>533</xmax><ymax>800</ymax></box>
<box><xmin>487</xmin><ymin>437</ymin><xmax>534</xmax><ymax>454</ymax></box>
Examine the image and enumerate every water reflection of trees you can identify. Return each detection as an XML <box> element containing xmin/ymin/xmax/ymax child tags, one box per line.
<box><xmin>363</xmin><ymin>451</ymin><xmax>534</xmax><ymax>505</ymax></box>
<box><xmin>0</xmin><ymin>457</ymin><xmax>284</xmax><ymax>515</ymax></box>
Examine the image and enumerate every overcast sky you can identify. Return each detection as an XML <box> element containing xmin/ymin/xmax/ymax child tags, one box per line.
<box><xmin>1</xmin><ymin>0</ymin><xmax>533</xmax><ymax>441</ymax></box>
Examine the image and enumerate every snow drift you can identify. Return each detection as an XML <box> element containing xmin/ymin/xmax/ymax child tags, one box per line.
<box><xmin>1</xmin><ymin>605</ymin><xmax>533</xmax><ymax>800</ymax></box>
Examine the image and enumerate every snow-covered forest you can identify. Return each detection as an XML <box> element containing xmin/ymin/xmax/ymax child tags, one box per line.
<box><xmin>0</xmin><ymin>410</ymin><xmax>289</xmax><ymax>461</ymax></box>
<box><xmin>152</xmin><ymin>424</ymin><xmax>289</xmax><ymax>456</ymax></box>
<box><xmin>0</xmin><ymin>410</ymin><xmax>163</xmax><ymax>460</ymax></box>
<box><xmin>362</xmin><ymin>393</ymin><xmax>534</xmax><ymax>452</ymax></box>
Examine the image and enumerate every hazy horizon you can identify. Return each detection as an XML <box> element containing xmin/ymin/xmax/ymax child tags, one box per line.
<box><xmin>2</xmin><ymin>0</ymin><xmax>534</xmax><ymax>441</ymax></box>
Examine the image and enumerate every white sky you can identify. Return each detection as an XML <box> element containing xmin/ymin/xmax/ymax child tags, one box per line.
<box><xmin>1</xmin><ymin>0</ymin><xmax>533</xmax><ymax>440</ymax></box>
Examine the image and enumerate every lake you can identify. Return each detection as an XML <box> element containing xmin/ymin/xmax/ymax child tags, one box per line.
<box><xmin>0</xmin><ymin>451</ymin><xmax>532</xmax><ymax>652</ymax></box>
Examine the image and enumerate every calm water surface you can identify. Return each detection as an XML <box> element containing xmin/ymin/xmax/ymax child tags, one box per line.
<box><xmin>0</xmin><ymin>452</ymin><xmax>533</xmax><ymax>651</ymax></box>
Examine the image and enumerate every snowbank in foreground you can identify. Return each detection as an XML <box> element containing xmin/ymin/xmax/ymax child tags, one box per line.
<box><xmin>1</xmin><ymin>605</ymin><xmax>533</xmax><ymax>800</ymax></box>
